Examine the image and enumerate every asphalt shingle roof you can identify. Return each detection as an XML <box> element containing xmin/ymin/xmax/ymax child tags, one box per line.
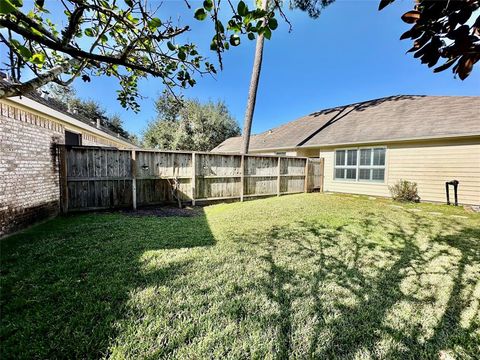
<box><xmin>213</xmin><ymin>95</ymin><xmax>480</xmax><ymax>153</ymax></box>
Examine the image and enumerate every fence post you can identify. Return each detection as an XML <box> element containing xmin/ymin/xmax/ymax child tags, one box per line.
<box><xmin>304</xmin><ymin>158</ymin><xmax>309</xmax><ymax>193</ymax></box>
<box><xmin>240</xmin><ymin>155</ymin><xmax>245</xmax><ymax>202</ymax></box>
<box><xmin>277</xmin><ymin>156</ymin><xmax>281</xmax><ymax>196</ymax></box>
<box><xmin>172</xmin><ymin>152</ymin><xmax>176</xmax><ymax>177</ymax></box>
<box><xmin>191</xmin><ymin>152</ymin><xmax>196</xmax><ymax>206</ymax></box>
<box><xmin>59</xmin><ymin>145</ymin><xmax>68</xmax><ymax>213</ymax></box>
<box><xmin>131</xmin><ymin>150</ymin><xmax>137</xmax><ymax>210</ymax></box>
<box><xmin>319</xmin><ymin>157</ymin><xmax>325</xmax><ymax>192</ymax></box>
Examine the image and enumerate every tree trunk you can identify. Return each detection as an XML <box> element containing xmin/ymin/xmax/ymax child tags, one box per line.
<box><xmin>240</xmin><ymin>0</ymin><xmax>268</xmax><ymax>155</ymax></box>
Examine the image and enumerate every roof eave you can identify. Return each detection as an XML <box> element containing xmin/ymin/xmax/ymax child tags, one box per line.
<box><xmin>299</xmin><ymin>132</ymin><xmax>480</xmax><ymax>149</ymax></box>
<box><xmin>5</xmin><ymin>96</ymin><xmax>138</xmax><ymax>148</ymax></box>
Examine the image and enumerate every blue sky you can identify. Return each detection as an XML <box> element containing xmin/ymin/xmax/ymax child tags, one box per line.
<box><xmin>67</xmin><ymin>1</ymin><xmax>479</xmax><ymax>136</ymax></box>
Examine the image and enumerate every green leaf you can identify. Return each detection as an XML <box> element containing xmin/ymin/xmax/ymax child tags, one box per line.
<box><xmin>178</xmin><ymin>50</ymin><xmax>186</xmax><ymax>61</ymax></box>
<box><xmin>0</xmin><ymin>0</ymin><xmax>18</xmax><ymax>14</ymax></box>
<box><xmin>248</xmin><ymin>32</ymin><xmax>255</xmax><ymax>40</ymax></box>
<box><xmin>124</xmin><ymin>0</ymin><xmax>133</xmax><ymax>7</ymax></box>
<box><xmin>268</xmin><ymin>18</ymin><xmax>278</xmax><ymax>30</ymax></box>
<box><xmin>194</xmin><ymin>8</ymin><xmax>207</xmax><ymax>21</ymax></box>
<box><xmin>84</xmin><ymin>28</ymin><xmax>95</xmax><ymax>37</ymax></box>
<box><xmin>215</xmin><ymin>20</ymin><xmax>224</xmax><ymax>33</ymax></box>
<box><xmin>167</xmin><ymin>41</ymin><xmax>176</xmax><ymax>51</ymax></box>
<box><xmin>10</xmin><ymin>39</ymin><xmax>32</xmax><ymax>59</ymax></box>
<box><xmin>17</xmin><ymin>45</ymin><xmax>32</xmax><ymax>59</ymax></box>
<box><xmin>252</xmin><ymin>9</ymin><xmax>267</xmax><ymax>19</ymax></box>
<box><xmin>30</xmin><ymin>27</ymin><xmax>43</xmax><ymax>37</ymax></box>
<box><xmin>263</xmin><ymin>27</ymin><xmax>271</xmax><ymax>40</ymax></box>
<box><xmin>228</xmin><ymin>19</ymin><xmax>241</xmax><ymax>33</ymax></box>
<box><xmin>237</xmin><ymin>1</ymin><xmax>247</xmax><ymax>16</ymax></box>
<box><xmin>203</xmin><ymin>0</ymin><xmax>213</xmax><ymax>11</ymax></box>
<box><xmin>31</xmin><ymin>53</ymin><xmax>45</xmax><ymax>65</ymax></box>
<box><xmin>148</xmin><ymin>17</ymin><xmax>162</xmax><ymax>29</ymax></box>
<box><xmin>229</xmin><ymin>34</ymin><xmax>240</xmax><ymax>46</ymax></box>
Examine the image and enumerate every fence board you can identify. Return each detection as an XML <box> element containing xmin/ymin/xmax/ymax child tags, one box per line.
<box><xmin>60</xmin><ymin>145</ymin><xmax>323</xmax><ymax>211</ymax></box>
<box><xmin>307</xmin><ymin>158</ymin><xmax>324</xmax><ymax>192</ymax></box>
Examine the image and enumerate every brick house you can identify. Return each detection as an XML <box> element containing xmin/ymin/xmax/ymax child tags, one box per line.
<box><xmin>0</xmin><ymin>87</ymin><xmax>136</xmax><ymax>237</ymax></box>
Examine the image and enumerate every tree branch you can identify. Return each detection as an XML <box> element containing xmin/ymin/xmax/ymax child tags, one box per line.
<box><xmin>11</xmin><ymin>9</ymin><xmax>60</xmax><ymax>42</ymax></box>
<box><xmin>0</xmin><ymin>60</ymin><xmax>77</xmax><ymax>98</ymax></box>
<box><xmin>0</xmin><ymin>17</ymin><xmax>166</xmax><ymax>77</ymax></box>
<box><xmin>61</xmin><ymin>5</ymin><xmax>85</xmax><ymax>45</ymax></box>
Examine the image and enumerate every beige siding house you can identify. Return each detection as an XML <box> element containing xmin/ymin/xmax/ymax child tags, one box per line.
<box><xmin>213</xmin><ymin>95</ymin><xmax>480</xmax><ymax>205</ymax></box>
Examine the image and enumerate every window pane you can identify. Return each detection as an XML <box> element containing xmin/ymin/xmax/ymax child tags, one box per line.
<box><xmin>373</xmin><ymin>148</ymin><xmax>386</xmax><ymax>166</ymax></box>
<box><xmin>335</xmin><ymin>150</ymin><xmax>345</xmax><ymax>166</ymax></box>
<box><xmin>346</xmin><ymin>169</ymin><xmax>357</xmax><ymax>180</ymax></box>
<box><xmin>359</xmin><ymin>168</ymin><xmax>371</xmax><ymax>180</ymax></box>
<box><xmin>372</xmin><ymin>169</ymin><xmax>385</xmax><ymax>181</ymax></box>
<box><xmin>335</xmin><ymin>168</ymin><xmax>345</xmax><ymax>179</ymax></box>
<box><xmin>347</xmin><ymin>150</ymin><xmax>357</xmax><ymax>166</ymax></box>
<box><xmin>360</xmin><ymin>149</ymin><xmax>371</xmax><ymax>165</ymax></box>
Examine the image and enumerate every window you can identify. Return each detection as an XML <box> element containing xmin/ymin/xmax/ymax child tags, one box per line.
<box><xmin>65</xmin><ymin>130</ymin><xmax>82</xmax><ymax>146</ymax></box>
<box><xmin>334</xmin><ymin>147</ymin><xmax>386</xmax><ymax>182</ymax></box>
<box><xmin>334</xmin><ymin>149</ymin><xmax>357</xmax><ymax>180</ymax></box>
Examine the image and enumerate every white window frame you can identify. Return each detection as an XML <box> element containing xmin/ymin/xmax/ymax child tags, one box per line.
<box><xmin>333</xmin><ymin>147</ymin><xmax>358</xmax><ymax>182</ymax></box>
<box><xmin>334</xmin><ymin>146</ymin><xmax>387</xmax><ymax>183</ymax></box>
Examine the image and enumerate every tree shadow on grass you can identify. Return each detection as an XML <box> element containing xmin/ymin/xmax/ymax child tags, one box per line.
<box><xmin>420</xmin><ymin>227</ymin><xmax>480</xmax><ymax>357</ymax></box>
<box><xmin>254</xmin><ymin>213</ymin><xmax>480</xmax><ymax>359</ymax></box>
<box><xmin>0</xmin><ymin>209</ymin><xmax>215</xmax><ymax>359</ymax></box>
<box><xmin>1</xmin><ymin>206</ymin><xmax>478</xmax><ymax>359</ymax></box>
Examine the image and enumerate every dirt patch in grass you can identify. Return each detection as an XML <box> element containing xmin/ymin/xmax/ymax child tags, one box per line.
<box><xmin>121</xmin><ymin>205</ymin><xmax>203</xmax><ymax>217</ymax></box>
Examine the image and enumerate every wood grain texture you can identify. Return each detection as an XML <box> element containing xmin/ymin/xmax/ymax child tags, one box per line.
<box><xmin>60</xmin><ymin>147</ymin><xmax>322</xmax><ymax>211</ymax></box>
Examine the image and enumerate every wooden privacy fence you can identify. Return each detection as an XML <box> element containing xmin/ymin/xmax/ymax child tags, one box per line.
<box><xmin>59</xmin><ymin>146</ymin><xmax>324</xmax><ymax>212</ymax></box>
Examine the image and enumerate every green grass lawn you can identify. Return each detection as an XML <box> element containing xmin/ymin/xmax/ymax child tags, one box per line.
<box><xmin>1</xmin><ymin>194</ymin><xmax>479</xmax><ymax>359</ymax></box>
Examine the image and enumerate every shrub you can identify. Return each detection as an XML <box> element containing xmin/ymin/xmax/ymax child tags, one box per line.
<box><xmin>389</xmin><ymin>180</ymin><xmax>420</xmax><ymax>202</ymax></box>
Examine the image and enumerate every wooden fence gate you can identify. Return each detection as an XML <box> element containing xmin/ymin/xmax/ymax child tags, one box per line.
<box><xmin>307</xmin><ymin>158</ymin><xmax>325</xmax><ymax>192</ymax></box>
<box><xmin>59</xmin><ymin>145</ymin><xmax>324</xmax><ymax>212</ymax></box>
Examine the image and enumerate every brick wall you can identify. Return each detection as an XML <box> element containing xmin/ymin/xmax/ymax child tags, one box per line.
<box><xmin>0</xmin><ymin>100</ymin><xmax>133</xmax><ymax>237</ymax></box>
<box><xmin>0</xmin><ymin>102</ymin><xmax>65</xmax><ymax>237</ymax></box>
